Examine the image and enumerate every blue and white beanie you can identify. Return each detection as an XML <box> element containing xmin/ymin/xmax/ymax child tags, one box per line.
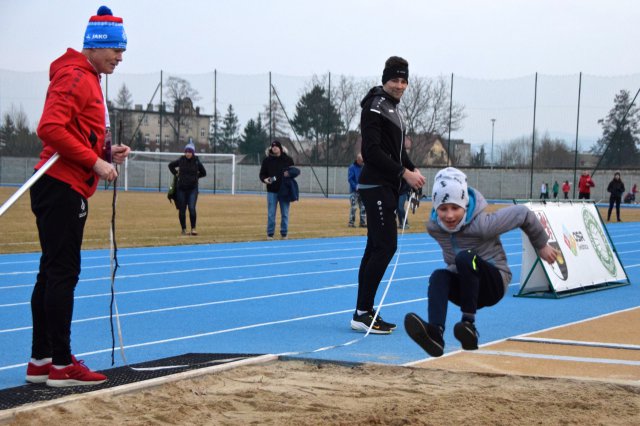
<box><xmin>432</xmin><ymin>167</ymin><xmax>469</xmax><ymax>211</ymax></box>
<box><xmin>83</xmin><ymin>6</ymin><xmax>127</xmax><ymax>49</ymax></box>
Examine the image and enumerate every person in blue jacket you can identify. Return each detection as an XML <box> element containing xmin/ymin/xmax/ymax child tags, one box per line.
<box><xmin>347</xmin><ymin>154</ymin><xmax>366</xmax><ymax>228</ymax></box>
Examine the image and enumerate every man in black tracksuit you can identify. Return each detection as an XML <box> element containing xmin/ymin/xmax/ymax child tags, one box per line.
<box><xmin>351</xmin><ymin>56</ymin><xmax>426</xmax><ymax>334</ymax></box>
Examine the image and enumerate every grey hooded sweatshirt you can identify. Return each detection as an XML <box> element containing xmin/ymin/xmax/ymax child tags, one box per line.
<box><xmin>427</xmin><ymin>188</ymin><xmax>549</xmax><ymax>291</ymax></box>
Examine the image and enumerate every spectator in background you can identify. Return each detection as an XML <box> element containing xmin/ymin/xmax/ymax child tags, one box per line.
<box><xmin>27</xmin><ymin>6</ymin><xmax>130</xmax><ymax>387</ymax></box>
<box><xmin>562</xmin><ymin>180</ymin><xmax>571</xmax><ymax>199</ymax></box>
<box><xmin>633</xmin><ymin>183</ymin><xmax>638</xmax><ymax>203</ymax></box>
<box><xmin>578</xmin><ymin>171</ymin><xmax>595</xmax><ymax>199</ymax></box>
<box><xmin>397</xmin><ymin>181</ymin><xmax>411</xmax><ymax>229</ymax></box>
<box><xmin>347</xmin><ymin>154</ymin><xmax>366</xmax><ymax>228</ymax></box>
<box><xmin>606</xmin><ymin>172</ymin><xmax>625</xmax><ymax>222</ymax></box>
<box><xmin>259</xmin><ymin>140</ymin><xmax>294</xmax><ymax>239</ymax></box>
<box><xmin>552</xmin><ymin>181</ymin><xmax>559</xmax><ymax>199</ymax></box>
<box><xmin>539</xmin><ymin>182</ymin><xmax>548</xmax><ymax>199</ymax></box>
<box><xmin>169</xmin><ymin>140</ymin><xmax>207</xmax><ymax>236</ymax></box>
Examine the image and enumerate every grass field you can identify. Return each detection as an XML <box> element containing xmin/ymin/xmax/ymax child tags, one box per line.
<box><xmin>1</xmin><ymin>187</ymin><xmax>638</xmax><ymax>255</ymax></box>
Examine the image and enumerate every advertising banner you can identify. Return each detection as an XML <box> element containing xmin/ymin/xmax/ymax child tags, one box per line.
<box><xmin>517</xmin><ymin>201</ymin><xmax>629</xmax><ymax>297</ymax></box>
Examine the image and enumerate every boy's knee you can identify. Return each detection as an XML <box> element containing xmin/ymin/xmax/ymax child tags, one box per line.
<box><xmin>429</xmin><ymin>269</ymin><xmax>450</xmax><ymax>286</ymax></box>
<box><xmin>455</xmin><ymin>250</ymin><xmax>477</xmax><ymax>269</ymax></box>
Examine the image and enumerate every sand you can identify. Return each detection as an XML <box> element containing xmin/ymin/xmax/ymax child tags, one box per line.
<box><xmin>7</xmin><ymin>359</ymin><xmax>640</xmax><ymax>426</ymax></box>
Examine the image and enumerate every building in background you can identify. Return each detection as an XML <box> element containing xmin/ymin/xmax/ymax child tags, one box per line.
<box><xmin>108</xmin><ymin>97</ymin><xmax>212</xmax><ymax>153</ymax></box>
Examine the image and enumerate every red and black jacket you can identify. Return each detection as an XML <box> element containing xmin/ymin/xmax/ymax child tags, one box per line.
<box><xmin>36</xmin><ymin>48</ymin><xmax>105</xmax><ymax>198</ymax></box>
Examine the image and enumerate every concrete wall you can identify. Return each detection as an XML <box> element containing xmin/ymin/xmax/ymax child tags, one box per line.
<box><xmin>1</xmin><ymin>156</ymin><xmax>637</xmax><ymax>200</ymax></box>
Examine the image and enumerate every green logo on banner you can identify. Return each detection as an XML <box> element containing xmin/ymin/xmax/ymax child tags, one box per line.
<box><xmin>582</xmin><ymin>207</ymin><xmax>616</xmax><ymax>277</ymax></box>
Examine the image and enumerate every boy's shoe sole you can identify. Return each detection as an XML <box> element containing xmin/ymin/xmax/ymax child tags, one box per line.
<box><xmin>454</xmin><ymin>321</ymin><xmax>479</xmax><ymax>350</ymax></box>
<box><xmin>404</xmin><ymin>313</ymin><xmax>444</xmax><ymax>357</ymax></box>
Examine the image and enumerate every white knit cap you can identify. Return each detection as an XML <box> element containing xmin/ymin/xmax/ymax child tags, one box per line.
<box><xmin>432</xmin><ymin>167</ymin><xmax>469</xmax><ymax>210</ymax></box>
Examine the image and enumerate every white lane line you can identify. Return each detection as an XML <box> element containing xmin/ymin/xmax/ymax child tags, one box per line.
<box><xmin>473</xmin><ymin>350</ymin><xmax>640</xmax><ymax>366</ymax></box>
<box><xmin>0</xmin><ymin>234</ymin><xmax>526</xmax><ymax>267</ymax></box>
<box><xmin>0</xmin><ymin>297</ymin><xmax>429</xmax><ymax>372</ymax></box>
<box><xmin>0</xmin><ymin>275</ymin><xmax>430</xmax><ymax>332</ymax></box>
<box><xmin>403</xmin><ymin>306</ymin><xmax>640</xmax><ymax>366</ymax></box>
<box><xmin>508</xmin><ymin>337</ymin><xmax>640</xmax><ymax>350</ymax></box>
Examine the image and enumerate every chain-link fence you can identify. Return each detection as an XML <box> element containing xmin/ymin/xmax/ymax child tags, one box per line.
<box><xmin>1</xmin><ymin>69</ymin><xmax>639</xmax><ymax>198</ymax></box>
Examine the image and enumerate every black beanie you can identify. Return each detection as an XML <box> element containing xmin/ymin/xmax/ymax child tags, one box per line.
<box><xmin>270</xmin><ymin>140</ymin><xmax>282</xmax><ymax>150</ymax></box>
<box><xmin>382</xmin><ymin>65</ymin><xmax>409</xmax><ymax>84</ymax></box>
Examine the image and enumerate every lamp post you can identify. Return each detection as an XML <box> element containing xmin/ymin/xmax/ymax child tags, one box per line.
<box><xmin>490</xmin><ymin>118</ymin><xmax>496</xmax><ymax>167</ymax></box>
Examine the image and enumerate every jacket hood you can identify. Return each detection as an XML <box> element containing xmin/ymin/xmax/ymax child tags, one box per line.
<box><xmin>264</xmin><ymin>145</ymin><xmax>289</xmax><ymax>156</ymax></box>
<box><xmin>360</xmin><ymin>86</ymin><xmax>399</xmax><ymax>108</ymax></box>
<box><xmin>49</xmin><ymin>48</ymin><xmax>98</xmax><ymax>81</ymax></box>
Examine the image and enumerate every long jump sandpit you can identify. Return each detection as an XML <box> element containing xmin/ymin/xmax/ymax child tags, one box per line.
<box><xmin>410</xmin><ymin>307</ymin><xmax>640</xmax><ymax>385</ymax></box>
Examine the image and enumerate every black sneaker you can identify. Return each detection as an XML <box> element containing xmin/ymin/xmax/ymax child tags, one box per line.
<box><xmin>454</xmin><ymin>321</ymin><xmax>479</xmax><ymax>350</ymax></box>
<box><xmin>404</xmin><ymin>313</ymin><xmax>444</xmax><ymax>357</ymax></box>
<box><xmin>351</xmin><ymin>312</ymin><xmax>393</xmax><ymax>334</ymax></box>
<box><xmin>371</xmin><ymin>310</ymin><xmax>396</xmax><ymax>330</ymax></box>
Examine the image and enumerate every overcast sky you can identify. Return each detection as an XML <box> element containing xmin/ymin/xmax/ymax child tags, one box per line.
<box><xmin>2</xmin><ymin>0</ymin><xmax>640</xmax><ymax>77</ymax></box>
<box><xmin>1</xmin><ymin>0</ymin><xmax>640</xmax><ymax>148</ymax></box>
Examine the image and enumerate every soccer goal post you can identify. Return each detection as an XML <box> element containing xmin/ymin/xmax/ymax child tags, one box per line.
<box><xmin>123</xmin><ymin>151</ymin><xmax>236</xmax><ymax>194</ymax></box>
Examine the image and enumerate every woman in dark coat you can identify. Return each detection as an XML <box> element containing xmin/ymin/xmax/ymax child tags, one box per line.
<box><xmin>168</xmin><ymin>141</ymin><xmax>207</xmax><ymax>235</ymax></box>
<box><xmin>606</xmin><ymin>172</ymin><xmax>625</xmax><ymax>222</ymax></box>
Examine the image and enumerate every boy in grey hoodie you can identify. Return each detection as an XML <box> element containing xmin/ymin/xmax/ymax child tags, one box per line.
<box><xmin>405</xmin><ymin>167</ymin><xmax>557</xmax><ymax>357</ymax></box>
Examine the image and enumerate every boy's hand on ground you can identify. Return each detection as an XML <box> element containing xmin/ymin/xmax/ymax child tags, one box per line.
<box><xmin>538</xmin><ymin>244</ymin><xmax>558</xmax><ymax>265</ymax></box>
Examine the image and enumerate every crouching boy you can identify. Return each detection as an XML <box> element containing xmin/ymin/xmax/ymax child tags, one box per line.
<box><xmin>405</xmin><ymin>167</ymin><xmax>557</xmax><ymax>357</ymax></box>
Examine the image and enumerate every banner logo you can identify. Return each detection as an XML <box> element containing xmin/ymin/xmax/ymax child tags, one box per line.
<box><xmin>582</xmin><ymin>207</ymin><xmax>616</xmax><ymax>276</ymax></box>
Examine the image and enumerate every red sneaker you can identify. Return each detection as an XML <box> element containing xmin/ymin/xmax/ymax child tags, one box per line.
<box><xmin>26</xmin><ymin>361</ymin><xmax>52</xmax><ymax>384</ymax></box>
<box><xmin>46</xmin><ymin>356</ymin><xmax>107</xmax><ymax>387</ymax></box>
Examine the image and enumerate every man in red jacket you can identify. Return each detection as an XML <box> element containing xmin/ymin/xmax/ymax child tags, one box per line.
<box><xmin>578</xmin><ymin>171</ymin><xmax>595</xmax><ymax>200</ymax></box>
<box><xmin>26</xmin><ymin>6</ymin><xmax>130</xmax><ymax>388</ymax></box>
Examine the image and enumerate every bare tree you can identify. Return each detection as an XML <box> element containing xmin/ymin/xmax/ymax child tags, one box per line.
<box><xmin>164</xmin><ymin>76</ymin><xmax>201</xmax><ymax>148</ymax></box>
<box><xmin>112</xmin><ymin>83</ymin><xmax>135</xmax><ymax>146</ymax></box>
<box><xmin>263</xmin><ymin>97</ymin><xmax>290</xmax><ymax>140</ymax></box>
<box><xmin>402</xmin><ymin>75</ymin><xmax>465</xmax><ymax>137</ymax></box>
<box><xmin>534</xmin><ymin>133</ymin><xmax>574</xmax><ymax>168</ymax></box>
<box><xmin>498</xmin><ymin>136</ymin><xmax>532</xmax><ymax>167</ymax></box>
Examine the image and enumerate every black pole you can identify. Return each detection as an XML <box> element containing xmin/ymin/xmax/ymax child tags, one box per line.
<box><xmin>213</xmin><ymin>69</ymin><xmax>217</xmax><ymax>194</ymax></box>
<box><xmin>529</xmin><ymin>72</ymin><xmax>538</xmax><ymax>199</ymax></box>
<box><xmin>158</xmin><ymin>71</ymin><xmax>163</xmax><ymax>192</ymax></box>
<box><xmin>269</xmin><ymin>72</ymin><xmax>273</xmax><ymax>144</ymax></box>
<box><xmin>572</xmin><ymin>72</ymin><xmax>582</xmax><ymax>199</ymax></box>
<box><xmin>326</xmin><ymin>72</ymin><xmax>330</xmax><ymax>198</ymax></box>
<box><xmin>448</xmin><ymin>73</ymin><xmax>453</xmax><ymax>166</ymax></box>
<box><xmin>159</xmin><ymin>71</ymin><xmax>163</xmax><ymax>151</ymax></box>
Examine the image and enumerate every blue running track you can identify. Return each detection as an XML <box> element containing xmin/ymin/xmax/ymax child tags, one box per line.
<box><xmin>1</xmin><ymin>222</ymin><xmax>638</xmax><ymax>389</ymax></box>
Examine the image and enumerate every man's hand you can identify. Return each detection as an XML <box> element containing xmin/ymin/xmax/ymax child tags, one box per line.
<box><xmin>93</xmin><ymin>158</ymin><xmax>117</xmax><ymax>182</ymax></box>
<box><xmin>403</xmin><ymin>168</ymin><xmax>426</xmax><ymax>190</ymax></box>
<box><xmin>538</xmin><ymin>244</ymin><xmax>558</xmax><ymax>265</ymax></box>
<box><xmin>111</xmin><ymin>144</ymin><xmax>131</xmax><ymax>165</ymax></box>
<box><xmin>263</xmin><ymin>177</ymin><xmax>272</xmax><ymax>184</ymax></box>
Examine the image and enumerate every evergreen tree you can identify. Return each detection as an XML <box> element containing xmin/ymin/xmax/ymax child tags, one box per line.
<box><xmin>0</xmin><ymin>106</ymin><xmax>41</xmax><ymax>157</ymax></box>
<box><xmin>238</xmin><ymin>114</ymin><xmax>268</xmax><ymax>162</ymax></box>
<box><xmin>218</xmin><ymin>104</ymin><xmax>240</xmax><ymax>153</ymax></box>
<box><xmin>591</xmin><ymin>89</ymin><xmax>640</xmax><ymax>167</ymax></box>
<box><xmin>291</xmin><ymin>84</ymin><xmax>342</xmax><ymax>162</ymax></box>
